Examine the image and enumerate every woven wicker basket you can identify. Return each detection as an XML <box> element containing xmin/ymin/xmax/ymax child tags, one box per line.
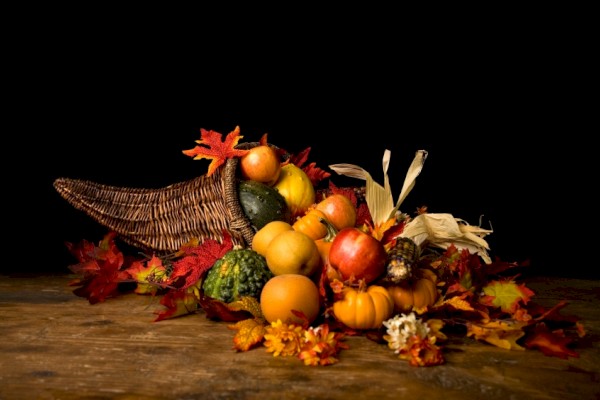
<box><xmin>53</xmin><ymin>143</ymin><xmax>261</xmax><ymax>253</ymax></box>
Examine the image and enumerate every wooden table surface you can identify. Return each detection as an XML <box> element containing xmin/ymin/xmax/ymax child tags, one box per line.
<box><xmin>1</xmin><ymin>274</ymin><xmax>598</xmax><ymax>400</ymax></box>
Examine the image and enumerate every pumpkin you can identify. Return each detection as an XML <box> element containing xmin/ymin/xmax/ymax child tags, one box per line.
<box><xmin>273</xmin><ymin>164</ymin><xmax>315</xmax><ymax>218</ymax></box>
<box><xmin>293</xmin><ymin>208</ymin><xmax>328</xmax><ymax>240</ymax></box>
<box><xmin>314</xmin><ymin>217</ymin><xmax>339</xmax><ymax>281</ymax></box>
<box><xmin>386</xmin><ymin>268</ymin><xmax>439</xmax><ymax>313</ymax></box>
<box><xmin>332</xmin><ymin>284</ymin><xmax>394</xmax><ymax>330</ymax></box>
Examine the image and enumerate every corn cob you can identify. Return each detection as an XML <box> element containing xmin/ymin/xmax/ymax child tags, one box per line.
<box><xmin>385</xmin><ymin>237</ymin><xmax>420</xmax><ymax>283</ymax></box>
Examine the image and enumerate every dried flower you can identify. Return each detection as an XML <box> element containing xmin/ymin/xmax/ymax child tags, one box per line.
<box><xmin>383</xmin><ymin>313</ymin><xmax>445</xmax><ymax>366</ymax></box>
<box><xmin>383</xmin><ymin>313</ymin><xmax>430</xmax><ymax>354</ymax></box>
<box><xmin>401</xmin><ymin>335</ymin><xmax>445</xmax><ymax>367</ymax></box>
<box><xmin>263</xmin><ymin>320</ymin><xmax>305</xmax><ymax>357</ymax></box>
<box><xmin>298</xmin><ymin>324</ymin><xmax>348</xmax><ymax>366</ymax></box>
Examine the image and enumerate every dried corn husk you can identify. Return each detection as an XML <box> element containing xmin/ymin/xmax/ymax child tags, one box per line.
<box><xmin>399</xmin><ymin>213</ymin><xmax>493</xmax><ymax>264</ymax></box>
<box><xmin>329</xmin><ymin>149</ymin><xmax>493</xmax><ymax>264</ymax></box>
<box><xmin>329</xmin><ymin>149</ymin><xmax>428</xmax><ymax>226</ymax></box>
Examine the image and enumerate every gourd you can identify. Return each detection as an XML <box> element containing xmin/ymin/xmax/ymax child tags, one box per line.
<box><xmin>273</xmin><ymin>164</ymin><xmax>315</xmax><ymax>218</ymax></box>
<box><xmin>292</xmin><ymin>208</ymin><xmax>329</xmax><ymax>240</ymax></box>
<box><xmin>202</xmin><ymin>248</ymin><xmax>273</xmax><ymax>303</ymax></box>
<box><xmin>385</xmin><ymin>268</ymin><xmax>439</xmax><ymax>313</ymax></box>
<box><xmin>238</xmin><ymin>180</ymin><xmax>290</xmax><ymax>230</ymax></box>
<box><xmin>332</xmin><ymin>284</ymin><xmax>394</xmax><ymax>330</ymax></box>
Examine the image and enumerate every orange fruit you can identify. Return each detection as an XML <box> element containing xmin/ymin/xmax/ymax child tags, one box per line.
<box><xmin>260</xmin><ymin>274</ymin><xmax>320</xmax><ymax>325</ymax></box>
<box><xmin>265</xmin><ymin>230</ymin><xmax>321</xmax><ymax>277</ymax></box>
<box><xmin>252</xmin><ymin>220</ymin><xmax>293</xmax><ymax>257</ymax></box>
<box><xmin>315</xmin><ymin>194</ymin><xmax>356</xmax><ymax>230</ymax></box>
<box><xmin>239</xmin><ymin>145</ymin><xmax>281</xmax><ymax>186</ymax></box>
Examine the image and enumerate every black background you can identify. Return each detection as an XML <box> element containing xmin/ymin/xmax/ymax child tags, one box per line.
<box><xmin>8</xmin><ymin>26</ymin><xmax>595</xmax><ymax>279</ymax></box>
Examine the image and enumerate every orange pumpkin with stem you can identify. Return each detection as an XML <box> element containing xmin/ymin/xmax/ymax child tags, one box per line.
<box><xmin>385</xmin><ymin>268</ymin><xmax>439</xmax><ymax>313</ymax></box>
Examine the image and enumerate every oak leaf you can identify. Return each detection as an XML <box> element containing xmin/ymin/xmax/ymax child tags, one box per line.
<box><xmin>182</xmin><ymin>126</ymin><xmax>249</xmax><ymax>176</ymax></box>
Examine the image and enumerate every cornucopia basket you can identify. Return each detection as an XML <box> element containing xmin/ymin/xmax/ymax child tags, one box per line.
<box><xmin>53</xmin><ymin>142</ymin><xmax>265</xmax><ymax>253</ymax></box>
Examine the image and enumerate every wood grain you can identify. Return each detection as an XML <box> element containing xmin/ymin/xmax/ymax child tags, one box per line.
<box><xmin>0</xmin><ymin>275</ymin><xmax>598</xmax><ymax>400</ymax></box>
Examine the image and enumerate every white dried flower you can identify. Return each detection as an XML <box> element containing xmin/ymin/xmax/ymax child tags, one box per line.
<box><xmin>382</xmin><ymin>313</ymin><xmax>430</xmax><ymax>354</ymax></box>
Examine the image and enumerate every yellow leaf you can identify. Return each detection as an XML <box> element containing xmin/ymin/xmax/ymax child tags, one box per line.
<box><xmin>228</xmin><ymin>296</ymin><xmax>263</xmax><ymax>319</ymax></box>
<box><xmin>466</xmin><ymin>320</ymin><xmax>527</xmax><ymax>350</ymax></box>
<box><xmin>228</xmin><ymin>318</ymin><xmax>267</xmax><ymax>352</ymax></box>
<box><xmin>443</xmin><ymin>296</ymin><xmax>475</xmax><ymax>312</ymax></box>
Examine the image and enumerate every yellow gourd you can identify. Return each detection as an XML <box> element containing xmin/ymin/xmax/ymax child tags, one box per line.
<box><xmin>273</xmin><ymin>164</ymin><xmax>315</xmax><ymax>218</ymax></box>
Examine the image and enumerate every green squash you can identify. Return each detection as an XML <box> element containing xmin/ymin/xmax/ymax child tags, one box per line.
<box><xmin>238</xmin><ymin>180</ymin><xmax>290</xmax><ymax>230</ymax></box>
<box><xmin>202</xmin><ymin>248</ymin><xmax>273</xmax><ymax>303</ymax></box>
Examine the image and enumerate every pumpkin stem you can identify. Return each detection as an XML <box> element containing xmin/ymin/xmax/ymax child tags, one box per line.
<box><xmin>357</xmin><ymin>278</ymin><xmax>367</xmax><ymax>292</ymax></box>
<box><xmin>318</xmin><ymin>217</ymin><xmax>338</xmax><ymax>242</ymax></box>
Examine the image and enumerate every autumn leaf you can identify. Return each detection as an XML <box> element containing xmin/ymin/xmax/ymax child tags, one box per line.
<box><xmin>288</xmin><ymin>147</ymin><xmax>311</xmax><ymax>168</ymax></box>
<box><xmin>228</xmin><ymin>318</ymin><xmax>267</xmax><ymax>351</ymax></box>
<box><xmin>182</xmin><ymin>125</ymin><xmax>249</xmax><ymax>176</ymax></box>
<box><xmin>128</xmin><ymin>257</ymin><xmax>167</xmax><ymax>295</ymax></box>
<box><xmin>154</xmin><ymin>287</ymin><xmax>200</xmax><ymax>321</ymax></box>
<box><xmin>380</xmin><ymin>221</ymin><xmax>406</xmax><ymax>248</ymax></box>
<box><xmin>71</xmin><ymin>258</ymin><xmax>129</xmax><ymax>304</ymax></box>
<box><xmin>479</xmin><ymin>279</ymin><xmax>535</xmax><ymax>314</ymax></box>
<box><xmin>466</xmin><ymin>320</ymin><xmax>527</xmax><ymax>350</ymax></box>
<box><xmin>67</xmin><ymin>232</ymin><xmax>130</xmax><ymax>304</ymax></box>
<box><xmin>198</xmin><ymin>295</ymin><xmax>253</xmax><ymax>322</ymax></box>
<box><xmin>442</xmin><ymin>296</ymin><xmax>476</xmax><ymax>312</ymax></box>
<box><xmin>286</xmin><ymin>147</ymin><xmax>331</xmax><ymax>186</ymax></box>
<box><xmin>167</xmin><ymin>231</ymin><xmax>234</xmax><ymax>290</ymax></box>
<box><xmin>524</xmin><ymin>323</ymin><xmax>579</xmax><ymax>359</ymax></box>
<box><xmin>228</xmin><ymin>296</ymin><xmax>263</xmax><ymax>319</ymax></box>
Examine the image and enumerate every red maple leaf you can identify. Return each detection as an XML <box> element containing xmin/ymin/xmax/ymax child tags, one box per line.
<box><xmin>154</xmin><ymin>289</ymin><xmax>199</xmax><ymax>322</ymax></box>
<box><xmin>524</xmin><ymin>323</ymin><xmax>579</xmax><ymax>359</ymax></box>
<box><xmin>182</xmin><ymin>126</ymin><xmax>249</xmax><ymax>176</ymax></box>
<box><xmin>288</xmin><ymin>147</ymin><xmax>311</xmax><ymax>167</ymax></box>
<box><xmin>303</xmin><ymin>162</ymin><xmax>331</xmax><ymax>186</ymax></box>
<box><xmin>67</xmin><ymin>232</ymin><xmax>130</xmax><ymax>304</ymax></box>
<box><xmin>166</xmin><ymin>230</ymin><xmax>234</xmax><ymax>289</ymax></box>
<box><xmin>355</xmin><ymin>203</ymin><xmax>372</xmax><ymax>227</ymax></box>
<box><xmin>287</xmin><ymin>147</ymin><xmax>331</xmax><ymax>186</ymax></box>
<box><xmin>328</xmin><ymin>182</ymin><xmax>358</xmax><ymax>207</ymax></box>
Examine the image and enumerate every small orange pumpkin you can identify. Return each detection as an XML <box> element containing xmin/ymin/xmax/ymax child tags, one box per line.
<box><xmin>293</xmin><ymin>208</ymin><xmax>328</xmax><ymax>240</ymax></box>
<box><xmin>332</xmin><ymin>284</ymin><xmax>394</xmax><ymax>330</ymax></box>
<box><xmin>386</xmin><ymin>268</ymin><xmax>438</xmax><ymax>313</ymax></box>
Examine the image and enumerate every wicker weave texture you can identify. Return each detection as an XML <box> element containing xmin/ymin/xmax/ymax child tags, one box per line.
<box><xmin>53</xmin><ymin>157</ymin><xmax>255</xmax><ymax>253</ymax></box>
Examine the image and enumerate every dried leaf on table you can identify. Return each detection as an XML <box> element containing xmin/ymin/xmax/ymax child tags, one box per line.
<box><xmin>228</xmin><ymin>318</ymin><xmax>267</xmax><ymax>352</ymax></box>
<box><xmin>466</xmin><ymin>320</ymin><xmax>527</xmax><ymax>350</ymax></box>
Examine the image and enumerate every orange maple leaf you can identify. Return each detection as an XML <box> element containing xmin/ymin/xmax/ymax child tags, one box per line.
<box><xmin>228</xmin><ymin>318</ymin><xmax>267</xmax><ymax>352</ymax></box>
<box><xmin>182</xmin><ymin>125</ymin><xmax>250</xmax><ymax>176</ymax></box>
